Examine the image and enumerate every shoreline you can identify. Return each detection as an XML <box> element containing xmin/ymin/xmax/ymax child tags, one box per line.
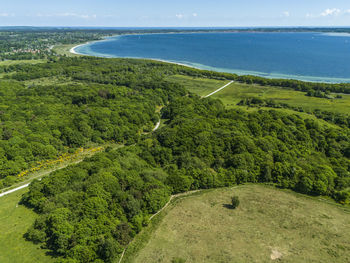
<box><xmin>69</xmin><ymin>37</ymin><xmax>203</xmax><ymax>71</ymax></box>
<box><xmin>70</xmin><ymin>42</ymin><xmax>93</xmax><ymax>55</ymax></box>
<box><xmin>69</xmin><ymin>33</ymin><xmax>350</xmax><ymax>84</ymax></box>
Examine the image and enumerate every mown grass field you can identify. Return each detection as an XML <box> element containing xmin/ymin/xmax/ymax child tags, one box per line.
<box><xmin>167</xmin><ymin>75</ymin><xmax>350</xmax><ymax>114</ymax></box>
<box><xmin>0</xmin><ymin>188</ymin><xmax>55</xmax><ymax>263</ymax></box>
<box><xmin>126</xmin><ymin>185</ymin><xmax>350</xmax><ymax>263</ymax></box>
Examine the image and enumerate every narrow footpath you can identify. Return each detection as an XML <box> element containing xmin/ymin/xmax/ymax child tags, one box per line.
<box><xmin>118</xmin><ymin>190</ymin><xmax>201</xmax><ymax>263</ymax></box>
<box><xmin>204</xmin><ymin>80</ymin><xmax>234</xmax><ymax>98</ymax></box>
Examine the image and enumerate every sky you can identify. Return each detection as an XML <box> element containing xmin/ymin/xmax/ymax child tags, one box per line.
<box><xmin>2</xmin><ymin>0</ymin><xmax>350</xmax><ymax>27</ymax></box>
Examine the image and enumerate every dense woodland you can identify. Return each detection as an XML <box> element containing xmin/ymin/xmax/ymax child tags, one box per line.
<box><xmin>1</xmin><ymin>57</ymin><xmax>345</xmax><ymax>262</ymax></box>
<box><xmin>0</xmin><ymin>57</ymin><xmax>186</xmax><ymax>188</ymax></box>
<box><xmin>22</xmin><ymin>94</ymin><xmax>350</xmax><ymax>262</ymax></box>
<box><xmin>0</xmin><ymin>28</ymin><xmax>349</xmax><ymax>262</ymax></box>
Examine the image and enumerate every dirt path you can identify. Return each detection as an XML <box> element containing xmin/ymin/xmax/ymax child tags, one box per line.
<box><xmin>118</xmin><ymin>190</ymin><xmax>201</xmax><ymax>263</ymax></box>
<box><xmin>204</xmin><ymin>80</ymin><xmax>234</xmax><ymax>98</ymax></box>
<box><xmin>0</xmin><ymin>159</ymin><xmax>84</xmax><ymax>198</ymax></box>
<box><xmin>149</xmin><ymin>190</ymin><xmax>200</xmax><ymax>220</ymax></box>
<box><xmin>152</xmin><ymin>120</ymin><xmax>161</xmax><ymax>132</ymax></box>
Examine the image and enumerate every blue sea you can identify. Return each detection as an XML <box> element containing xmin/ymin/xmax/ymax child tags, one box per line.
<box><xmin>75</xmin><ymin>32</ymin><xmax>350</xmax><ymax>83</ymax></box>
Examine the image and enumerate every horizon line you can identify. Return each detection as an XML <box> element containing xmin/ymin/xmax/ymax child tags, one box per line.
<box><xmin>2</xmin><ymin>26</ymin><xmax>350</xmax><ymax>29</ymax></box>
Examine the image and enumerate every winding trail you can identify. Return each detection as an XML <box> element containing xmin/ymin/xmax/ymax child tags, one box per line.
<box><xmin>204</xmin><ymin>80</ymin><xmax>234</xmax><ymax>98</ymax></box>
<box><xmin>118</xmin><ymin>190</ymin><xmax>200</xmax><ymax>263</ymax></box>
<box><xmin>152</xmin><ymin>120</ymin><xmax>161</xmax><ymax>132</ymax></box>
<box><xmin>149</xmin><ymin>190</ymin><xmax>200</xmax><ymax>220</ymax></box>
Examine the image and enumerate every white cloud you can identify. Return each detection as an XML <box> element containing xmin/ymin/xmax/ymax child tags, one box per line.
<box><xmin>60</xmin><ymin>13</ymin><xmax>97</xmax><ymax>19</ymax></box>
<box><xmin>306</xmin><ymin>8</ymin><xmax>342</xmax><ymax>18</ymax></box>
<box><xmin>282</xmin><ymin>11</ymin><xmax>290</xmax><ymax>17</ymax></box>
<box><xmin>175</xmin><ymin>13</ymin><xmax>197</xmax><ymax>19</ymax></box>
<box><xmin>320</xmin><ymin>8</ymin><xmax>340</xmax><ymax>17</ymax></box>
<box><xmin>0</xmin><ymin>13</ymin><xmax>14</xmax><ymax>17</ymax></box>
<box><xmin>36</xmin><ymin>13</ymin><xmax>97</xmax><ymax>19</ymax></box>
<box><xmin>176</xmin><ymin>14</ymin><xmax>184</xmax><ymax>19</ymax></box>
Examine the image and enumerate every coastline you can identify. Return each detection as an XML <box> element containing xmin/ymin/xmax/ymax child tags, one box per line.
<box><xmin>70</xmin><ymin>41</ymin><xmax>100</xmax><ymax>55</ymax></box>
<box><xmin>69</xmin><ymin>36</ymin><xmax>203</xmax><ymax>71</ymax></box>
<box><xmin>70</xmin><ymin>44</ymin><xmax>85</xmax><ymax>54</ymax></box>
<box><xmin>69</xmin><ymin>32</ymin><xmax>350</xmax><ymax>84</ymax></box>
<box><xmin>69</xmin><ymin>30</ymin><xmax>350</xmax><ymax>56</ymax></box>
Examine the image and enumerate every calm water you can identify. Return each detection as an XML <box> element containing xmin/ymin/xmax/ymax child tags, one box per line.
<box><xmin>75</xmin><ymin>32</ymin><xmax>350</xmax><ymax>83</ymax></box>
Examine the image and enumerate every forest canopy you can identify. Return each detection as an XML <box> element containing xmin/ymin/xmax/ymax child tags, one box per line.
<box><xmin>0</xmin><ymin>55</ymin><xmax>348</xmax><ymax>262</ymax></box>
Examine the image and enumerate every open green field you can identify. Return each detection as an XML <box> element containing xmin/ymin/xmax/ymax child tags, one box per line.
<box><xmin>165</xmin><ymin>75</ymin><xmax>228</xmax><ymax>97</ymax></box>
<box><xmin>126</xmin><ymin>185</ymin><xmax>350</xmax><ymax>263</ymax></box>
<box><xmin>0</xmin><ymin>60</ymin><xmax>46</xmax><ymax>78</ymax></box>
<box><xmin>23</xmin><ymin>76</ymin><xmax>78</xmax><ymax>86</ymax></box>
<box><xmin>0</xmin><ymin>59</ymin><xmax>46</xmax><ymax>66</ymax></box>
<box><xmin>0</xmin><ymin>188</ymin><xmax>54</xmax><ymax>263</ymax></box>
<box><xmin>167</xmin><ymin>75</ymin><xmax>350</xmax><ymax>114</ymax></box>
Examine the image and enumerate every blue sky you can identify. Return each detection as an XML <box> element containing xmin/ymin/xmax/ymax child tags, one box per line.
<box><xmin>2</xmin><ymin>0</ymin><xmax>350</xmax><ymax>27</ymax></box>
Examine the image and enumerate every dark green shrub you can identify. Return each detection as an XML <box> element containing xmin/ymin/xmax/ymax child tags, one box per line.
<box><xmin>171</xmin><ymin>257</ymin><xmax>186</xmax><ymax>263</ymax></box>
<box><xmin>231</xmin><ymin>196</ymin><xmax>240</xmax><ymax>209</ymax></box>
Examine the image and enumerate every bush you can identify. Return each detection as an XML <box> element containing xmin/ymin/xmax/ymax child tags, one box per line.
<box><xmin>231</xmin><ymin>196</ymin><xmax>240</xmax><ymax>209</ymax></box>
<box><xmin>171</xmin><ymin>257</ymin><xmax>186</xmax><ymax>263</ymax></box>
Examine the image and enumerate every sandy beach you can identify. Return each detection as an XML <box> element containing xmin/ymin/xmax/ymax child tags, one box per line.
<box><xmin>69</xmin><ymin>43</ymin><xmax>87</xmax><ymax>55</ymax></box>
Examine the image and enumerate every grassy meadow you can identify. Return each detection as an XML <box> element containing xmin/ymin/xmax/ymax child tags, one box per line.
<box><xmin>52</xmin><ymin>44</ymin><xmax>82</xmax><ymax>57</ymax></box>
<box><xmin>0</xmin><ymin>59</ymin><xmax>46</xmax><ymax>78</ymax></box>
<box><xmin>165</xmin><ymin>75</ymin><xmax>228</xmax><ymax>97</ymax></box>
<box><xmin>23</xmin><ymin>76</ymin><xmax>78</xmax><ymax>86</ymax></box>
<box><xmin>0</xmin><ymin>188</ymin><xmax>55</xmax><ymax>263</ymax></box>
<box><xmin>0</xmin><ymin>59</ymin><xmax>46</xmax><ymax>66</ymax></box>
<box><xmin>167</xmin><ymin>75</ymin><xmax>350</xmax><ymax>114</ymax></box>
<box><xmin>126</xmin><ymin>185</ymin><xmax>350</xmax><ymax>263</ymax></box>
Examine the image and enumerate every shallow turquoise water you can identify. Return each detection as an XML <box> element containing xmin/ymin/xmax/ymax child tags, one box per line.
<box><xmin>75</xmin><ymin>32</ymin><xmax>350</xmax><ymax>83</ymax></box>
